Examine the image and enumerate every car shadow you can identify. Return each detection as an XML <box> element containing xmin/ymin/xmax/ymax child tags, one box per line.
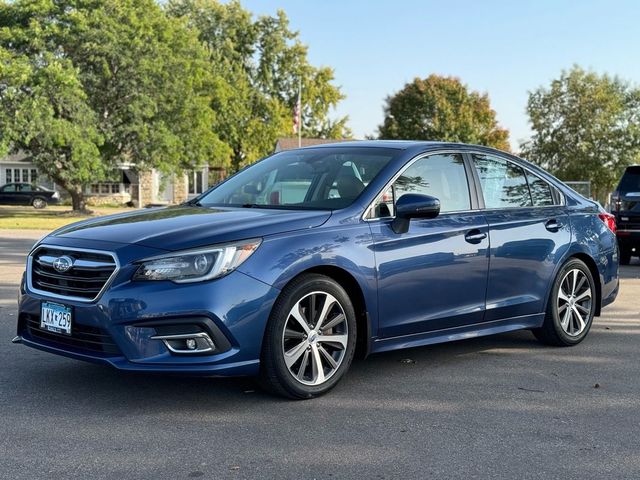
<box><xmin>10</xmin><ymin>329</ymin><xmax>548</xmax><ymax>409</ymax></box>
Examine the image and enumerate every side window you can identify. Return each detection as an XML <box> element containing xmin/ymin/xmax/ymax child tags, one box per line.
<box><xmin>18</xmin><ymin>184</ymin><xmax>32</xmax><ymax>192</ymax></box>
<box><xmin>370</xmin><ymin>153</ymin><xmax>471</xmax><ymax>218</ymax></box>
<box><xmin>395</xmin><ymin>153</ymin><xmax>470</xmax><ymax>213</ymax></box>
<box><xmin>473</xmin><ymin>154</ymin><xmax>532</xmax><ymax>208</ymax></box>
<box><xmin>526</xmin><ymin>171</ymin><xmax>555</xmax><ymax>206</ymax></box>
<box><xmin>1</xmin><ymin>184</ymin><xmax>16</xmax><ymax>193</ymax></box>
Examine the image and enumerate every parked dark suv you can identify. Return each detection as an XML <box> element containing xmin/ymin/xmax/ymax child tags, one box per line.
<box><xmin>611</xmin><ymin>165</ymin><xmax>640</xmax><ymax>264</ymax></box>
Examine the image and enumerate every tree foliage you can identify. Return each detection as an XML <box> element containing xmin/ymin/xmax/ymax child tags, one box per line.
<box><xmin>0</xmin><ymin>0</ymin><xmax>225</xmax><ymax>210</ymax></box>
<box><xmin>520</xmin><ymin>66</ymin><xmax>640</xmax><ymax>202</ymax></box>
<box><xmin>378</xmin><ymin>75</ymin><xmax>510</xmax><ymax>150</ymax></box>
<box><xmin>166</xmin><ymin>0</ymin><xmax>350</xmax><ymax>171</ymax></box>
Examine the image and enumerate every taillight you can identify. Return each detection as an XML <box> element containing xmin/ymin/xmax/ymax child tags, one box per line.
<box><xmin>598</xmin><ymin>212</ymin><xmax>617</xmax><ymax>234</ymax></box>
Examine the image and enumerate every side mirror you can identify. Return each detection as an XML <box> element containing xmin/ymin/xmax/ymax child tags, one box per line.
<box><xmin>391</xmin><ymin>193</ymin><xmax>440</xmax><ymax>234</ymax></box>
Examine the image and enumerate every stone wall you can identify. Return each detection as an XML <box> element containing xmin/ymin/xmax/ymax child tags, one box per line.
<box><xmin>138</xmin><ymin>170</ymin><xmax>154</xmax><ymax>207</ymax></box>
<box><xmin>86</xmin><ymin>193</ymin><xmax>132</xmax><ymax>207</ymax></box>
<box><xmin>173</xmin><ymin>173</ymin><xmax>188</xmax><ymax>204</ymax></box>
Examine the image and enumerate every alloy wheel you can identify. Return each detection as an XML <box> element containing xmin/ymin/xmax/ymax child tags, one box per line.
<box><xmin>557</xmin><ymin>268</ymin><xmax>593</xmax><ymax>337</ymax></box>
<box><xmin>282</xmin><ymin>291</ymin><xmax>348</xmax><ymax>386</ymax></box>
<box><xmin>33</xmin><ymin>198</ymin><xmax>45</xmax><ymax>209</ymax></box>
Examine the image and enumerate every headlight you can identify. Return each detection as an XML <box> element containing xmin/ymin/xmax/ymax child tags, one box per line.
<box><xmin>133</xmin><ymin>239</ymin><xmax>261</xmax><ymax>283</ymax></box>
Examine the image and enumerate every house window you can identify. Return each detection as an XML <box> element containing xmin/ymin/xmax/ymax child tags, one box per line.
<box><xmin>14</xmin><ymin>169</ymin><xmax>20</xmax><ymax>182</ymax></box>
<box><xmin>89</xmin><ymin>183</ymin><xmax>121</xmax><ymax>195</ymax></box>
<box><xmin>6</xmin><ymin>168</ymin><xmax>12</xmax><ymax>183</ymax></box>
<box><xmin>188</xmin><ymin>170</ymin><xmax>205</xmax><ymax>195</ymax></box>
<box><xmin>30</xmin><ymin>169</ymin><xmax>38</xmax><ymax>184</ymax></box>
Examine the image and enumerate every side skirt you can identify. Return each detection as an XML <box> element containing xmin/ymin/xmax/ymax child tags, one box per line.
<box><xmin>370</xmin><ymin>313</ymin><xmax>544</xmax><ymax>354</ymax></box>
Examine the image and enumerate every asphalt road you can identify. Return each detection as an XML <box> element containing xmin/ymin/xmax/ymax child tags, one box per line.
<box><xmin>1</xmin><ymin>231</ymin><xmax>640</xmax><ymax>479</ymax></box>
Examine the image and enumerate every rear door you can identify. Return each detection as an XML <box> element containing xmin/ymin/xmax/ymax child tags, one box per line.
<box><xmin>471</xmin><ymin>153</ymin><xmax>571</xmax><ymax>321</ymax></box>
<box><xmin>0</xmin><ymin>184</ymin><xmax>20</xmax><ymax>204</ymax></box>
<box><xmin>16</xmin><ymin>184</ymin><xmax>35</xmax><ymax>205</ymax></box>
<box><xmin>369</xmin><ymin>152</ymin><xmax>490</xmax><ymax>338</ymax></box>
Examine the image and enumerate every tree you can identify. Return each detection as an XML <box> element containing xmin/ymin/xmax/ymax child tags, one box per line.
<box><xmin>166</xmin><ymin>0</ymin><xmax>350</xmax><ymax>171</ymax></box>
<box><xmin>0</xmin><ymin>0</ymin><xmax>226</xmax><ymax>210</ymax></box>
<box><xmin>378</xmin><ymin>75</ymin><xmax>510</xmax><ymax>151</ymax></box>
<box><xmin>520</xmin><ymin>66</ymin><xmax>640</xmax><ymax>203</ymax></box>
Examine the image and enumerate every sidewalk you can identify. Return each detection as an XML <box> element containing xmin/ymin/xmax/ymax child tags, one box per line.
<box><xmin>0</xmin><ymin>229</ymin><xmax>45</xmax><ymax>307</ymax></box>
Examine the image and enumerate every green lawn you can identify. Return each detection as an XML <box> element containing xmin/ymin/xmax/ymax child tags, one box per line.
<box><xmin>0</xmin><ymin>205</ymin><xmax>135</xmax><ymax>230</ymax></box>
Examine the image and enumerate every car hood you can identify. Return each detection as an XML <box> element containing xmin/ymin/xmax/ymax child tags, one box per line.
<box><xmin>49</xmin><ymin>206</ymin><xmax>332</xmax><ymax>251</ymax></box>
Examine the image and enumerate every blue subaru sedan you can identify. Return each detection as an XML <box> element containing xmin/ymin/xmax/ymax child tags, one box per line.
<box><xmin>15</xmin><ymin>141</ymin><xmax>619</xmax><ymax>398</ymax></box>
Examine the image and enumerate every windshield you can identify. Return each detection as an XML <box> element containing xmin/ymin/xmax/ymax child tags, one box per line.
<box><xmin>198</xmin><ymin>147</ymin><xmax>399</xmax><ymax>210</ymax></box>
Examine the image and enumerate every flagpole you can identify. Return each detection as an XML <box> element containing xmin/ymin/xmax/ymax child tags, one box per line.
<box><xmin>297</xmin><ymin>77</ymin><xmax>302</xmax><ymax>148</ymax></box>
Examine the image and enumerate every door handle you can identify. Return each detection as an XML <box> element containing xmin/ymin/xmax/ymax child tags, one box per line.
<box><xmin>545</xmin><ymin>219</ymin><xmax>560</xmax><ymax>232</ymax></box>
<box><xmin>465</xmin><ymin>229</ymin><xmax>487</xmax><ymax>244</ymax></box>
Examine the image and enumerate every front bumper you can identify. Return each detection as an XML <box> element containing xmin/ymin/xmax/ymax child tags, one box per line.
<box><xmin>16</xmin><ymin>239</ymin><xmax>280</xmax><ymax>376</ymax></box>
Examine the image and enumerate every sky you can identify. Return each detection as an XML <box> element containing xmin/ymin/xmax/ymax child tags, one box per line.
<box><xmin>236</xmin><ymin>0</ymin><xmax>640</xmax><ymax>150</ymax></box>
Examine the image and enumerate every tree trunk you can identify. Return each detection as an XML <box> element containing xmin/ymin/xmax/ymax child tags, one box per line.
<box><xmin>50</xmin><ymin>174</ymin><xmax>90</xmax><ymax>213</ymax></box>
<box><xmin>69</xmin><ymin>189</ymin><xmax>88</xmax><ymax>212</ymax></box>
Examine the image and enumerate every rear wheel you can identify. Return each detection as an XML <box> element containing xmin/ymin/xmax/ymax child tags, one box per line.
<box><xmin>533</xmin><ymin>258</ymin><xmax>596</xmax><ymax>346</ymax></box>
<box><xmin>32</xmin><ymin>197</ymin><xmax>47</xmax><ymax>209</ymax></box>
<box><xmin>259</xmin><ymin>274</ymin><xmax>357</xmax><ymax>399</ymax></box>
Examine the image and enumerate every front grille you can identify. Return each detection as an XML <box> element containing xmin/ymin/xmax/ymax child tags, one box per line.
<box><xmin>29</xmin><ymin>246</ymin><xmax>117</xmax><ymax>301</ymax></box>
<box><xmin>22</xmin><ymin>314</ymin><xmax>121</xmax><ymax>356</ymax></box>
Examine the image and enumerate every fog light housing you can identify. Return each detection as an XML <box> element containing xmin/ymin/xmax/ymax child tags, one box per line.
<box><xmin>150</xmin><ymin>332</ymin><xmax>215</xmax><ymax>354</ymax></box>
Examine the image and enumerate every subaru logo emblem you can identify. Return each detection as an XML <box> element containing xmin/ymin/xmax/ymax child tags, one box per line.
<box><xmin>52</xmin><ymin>255</ymin><xmax>74</xmax><ymax>273</ymax></box>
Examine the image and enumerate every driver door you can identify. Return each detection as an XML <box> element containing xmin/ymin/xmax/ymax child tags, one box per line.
<box><xmin>368</xmin><ymin>153</ymin><xmax>490</xmax><ymax>338</ymax></box>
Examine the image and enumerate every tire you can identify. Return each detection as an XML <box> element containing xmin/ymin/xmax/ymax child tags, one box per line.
<box><xmin>259</xmin><ymin>274</ymin><xmax>357</xmax><ymax>399</ymax></box>
<box><xmin>32</xmin><ymin>197</ymin><xmax>47</xmax><ymax>209</ymax></box>
<box><xmin>533</xmin><ymin>258</ymin><xmax>596</xmax><ymax>346</ymax></box>
<box><xmin>619</xmin><ymin>246</ymin><xmax>631</xmax><ymax>266</ymax></box>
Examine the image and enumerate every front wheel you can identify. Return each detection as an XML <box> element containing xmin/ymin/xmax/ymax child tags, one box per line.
<box><xmin>32</xmin><ymin>197</ymin><xmax>47</xmax><ymax>209</ymax></box>
<box><xmin>533</xmin><ymin>258</ymin><xmax>596</xmax><ymax>346</ymax></box>
<box><xmin>259</xmin><ymin>274</ymin><xmax>357</xmax><ymax>399</ymax></box>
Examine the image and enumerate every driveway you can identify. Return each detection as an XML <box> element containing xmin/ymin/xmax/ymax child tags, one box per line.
<box><xmin>1</xmin><ymin>230</ymin><xmax>639</xmax><ymax>479</ymax></box>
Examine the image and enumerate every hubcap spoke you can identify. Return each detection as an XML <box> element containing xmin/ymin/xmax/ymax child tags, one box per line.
<box><xmin>558</xmin><ymin>289</ymin><xmax>570</xmax><ymax>302</ymax></box>
<box><xmin>284</xmin><ymin>328</ymin><xmax>306</xmax><ymax>340</ymax></box>
<box><xmin>571</xmin><ymin>269</ymin><xmax>579</xmax><ymax>295</ymax></box>
<box><xmin>284</xmin><ymin>340</ymin><xmax>308</xmax><ymax>369</ymax></box>
<box><xmin>314</xmin><ymin>294</ymin><xmax>337</xmax><ymax>331</ymax></box>
<box><xmin>318</xmin><ymin>345</ymin><xmax>338</xmax><ymax>369</ymax></box>
<box><xmin>560</xmin><ymin>306</ymin><xmax>571</xmax><ymax>331</ymax></box>
<box><xmin>572</xmin><ymin>306</ymin><xmax>586</xmax><ymax>331</ymax></box>
<box><xmin>311</xmin><ymin>344</ymin><xmax>325</xmax><ymax>384</ymax></box>
<box><xmin>296</xmin><ymin>349</ymin><xmax>310</xmax><ymax>380</ymax></box>
<box><xmin>575</xmin><ymin>303</ymin><xmax>590</xmax><ymax>314</ymax></box>
<box><xmin>318</xmin><ymin>334</ymin><xmax>348</xmax><ymax>349</ymax></box>
<box><xmin>289</xmin><ymin>307</ymin><xmax>311</xmax><ymax>334</ymax></box>
<box><xmin>575</xmin><ymin>289</ymin><xmax>592</xmax><ymax>302</ymax></box>
<box><xmin>320</xmin><ymin>313</ymin><xmax>345</xmax><ymax>332</ymax></box>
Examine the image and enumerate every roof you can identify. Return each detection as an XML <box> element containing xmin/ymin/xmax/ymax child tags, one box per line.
<box><xmin>0</xmin><ymin>151</ymin><xmax>33</xmax><ymax>164</ymax></box>
<box><xmin>274</xmin><ymin>137</ymin><xmax>355</xmax><ymax>152</ymax></box>
<box><xmin>276</xmin><ymin>139</ymin><xmax>491</xmax><ymax>151</ymax></box>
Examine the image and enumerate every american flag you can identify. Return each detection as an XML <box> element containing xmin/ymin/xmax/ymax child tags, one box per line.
<box><xmin>293</xmin><ymin>85</ymin><xmax>301</xmax><ymax>134</ymax></box>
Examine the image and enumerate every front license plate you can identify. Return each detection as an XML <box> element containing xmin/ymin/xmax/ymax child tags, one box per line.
<box><xmin>40</xmin><ymin>302</ymin><xmax>72</xmax><ymax>335</ymax></box>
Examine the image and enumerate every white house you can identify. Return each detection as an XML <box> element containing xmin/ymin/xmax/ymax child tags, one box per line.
<box><xmin>0</xmin><ymin>152</ymin><xmax>212</xmax><ymax>207</ymax></box>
